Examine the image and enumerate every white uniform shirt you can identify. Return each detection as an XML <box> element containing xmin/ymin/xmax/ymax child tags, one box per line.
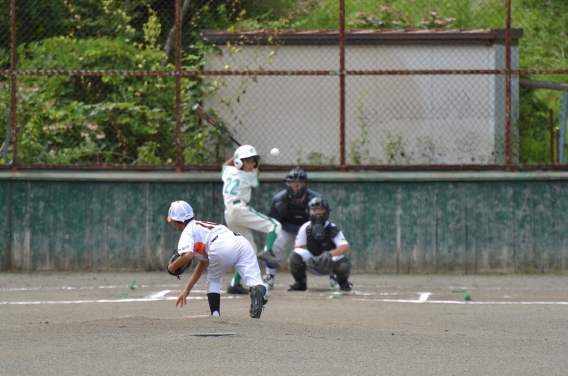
<box><xmin>177</xmin><ymin>220</ymin><xmax>229</xmax><ymax>262</ymax></box>
<box><xmin>221</xmin><ymin>165</ymin><xmax>259</xmax><ymax>206</ymax></box>
<box><xmin>295</xmin><ymin>221</ymin><xmax>349</xmax><ymax>249</ymax></box>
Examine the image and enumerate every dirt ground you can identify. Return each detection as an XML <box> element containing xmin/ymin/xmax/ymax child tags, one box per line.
<box><xmin>1</xmin><ymin>271</ymin><xmax>568</xmax><ymax>375</ymax></box>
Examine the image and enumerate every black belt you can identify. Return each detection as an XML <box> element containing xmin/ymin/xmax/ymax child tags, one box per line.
<box><xmin>211</xmin><ymin>232</ymin><xmax>241</xmax><ymax>244</ymax></box>
<box><xmin>233</xmin><ymin>199</ymin><xmax>241</xmax><ymax>204</ymax></box>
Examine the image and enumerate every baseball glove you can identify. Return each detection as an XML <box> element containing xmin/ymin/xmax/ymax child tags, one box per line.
<box><xmin>306</xmin><ymin>252</ymin><xmax>334</xmax><ymax>275</ymax></box>
<box><xmin>168</xmin><ymin>250</ymin><xmax>191</xmax><ymax>280</ymax></box>
<box><xmin>257</xmin><ymin>250</ymin><xmax>281</xmax><ymax>268</ymax></box>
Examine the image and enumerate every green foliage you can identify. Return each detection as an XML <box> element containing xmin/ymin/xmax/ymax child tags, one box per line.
<box><xmin>513</xmin><ymin>0</ymin><xmax>568</xmax><ymax>163</ymax></box>
<box><xmin>296</xmin><ymin>151</ymin><xmax>336</xmax><ymax>165</ymax></box>
<box><xmin>180</xmin><ymin>77</ymin><xmax>229</xmax><ymax>165</ymax></box>
<box><xmin>3</xmin><ymin>0</ymin><xmax>568</xmax><ymax>166</ymax></box>
<box><xmin>416</xmin><ymin>136</ymin><xmax>446</xmax><ymax>164</ymax></box>
<box><xmin>518</xmin><ymin>85</ymin><xmax>554</xmax><ymax>164</ymax></box>
<box><xmin>514</xmin><ymin>0</ymin><xmax>568</xmax><ymax>67</ymax></box>
<box><xmin>0</xmin><ymin>0</ymin><xmax>247</xmax><ymax>166</ymax></box>
<box><xmin>137</xmin><ymin>141</ymin><xmax>162</xmax><ymax>165</ymax></box>
<box><xmin>8</xmin><ymin>12</ymin><xmax>220</xmax><ymax>165</ymax></box>
<box><xmin>348</xmin><ymin>99</ymin><xmax>373</xmax><ymax>165</ymax></box>
<box><xmin>14</xmin><ymin>35</ymin><xmax>172</xmax><ymax>164</ymax></box>
<box><xmin>345</xmin><ymin>2</ymin><xmax>460</xmax><ymax>29</ymax></box>
<box><xmin>383</xmin><ymin>131</ymin><xmax>410</xmax><ymax>165</ymax></box>
<box><xmin>231</xmin><ymin>0</ymin><xmax>504</xmax><ymax>30</ymax></box>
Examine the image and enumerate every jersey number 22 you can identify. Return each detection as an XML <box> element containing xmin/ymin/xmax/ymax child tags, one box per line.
<box><xmin>223</xmin><ymin>178</ymin><xmax>240</xmax><ymax>196</ymax></box>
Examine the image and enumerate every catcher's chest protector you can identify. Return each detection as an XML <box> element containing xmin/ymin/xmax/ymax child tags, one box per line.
<box><xmin>282</xmin><ymin>202</ymin><xmax>310</xmax><ymax>226</ymax></box>
<box><xmin>306</xmin><ymin>224</ymin><xmax>340</xmax><ymax>256</ymax></box>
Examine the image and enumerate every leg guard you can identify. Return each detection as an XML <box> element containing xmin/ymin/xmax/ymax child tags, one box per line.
<box><xmin>288</xmin><ymin>252</ymin><xmax>307</xmax><ymax>283</ymax></box>
<box><xmin>333</xmin><ymin>257</ymin><xmax>351</xmax><ymax>285</ymax></box>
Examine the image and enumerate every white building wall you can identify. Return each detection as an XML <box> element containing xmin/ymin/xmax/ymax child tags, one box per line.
<box><xmin>203</xmin><ymin>42</ymin><xmax>517</xmax><ymax>165</ymax></box>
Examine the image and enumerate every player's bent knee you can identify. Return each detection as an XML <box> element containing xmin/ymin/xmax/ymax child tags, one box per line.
<box><xmin>288</xmin><ymin>251</ymin><xmax>304</xmax><ymax>271</ymax></box>
<box><xmin>333</xmin><ymin>257</ymin><xmax>351</xmax><ymax>280</ymax></box>
<box><xmin>274</xmin><ymin>222</ymin><xmax>282</xmax><ymax>236</ymax></box>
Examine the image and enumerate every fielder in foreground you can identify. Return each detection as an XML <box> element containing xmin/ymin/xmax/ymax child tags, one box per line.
<box><xmin>258</xmin><ymin>167</ymin><xmax>323</xmax><ymax>290</ymax></box>
<box><xmin>166</xmin><ymin>200</ymin><xmax>268</xmax><ymax>318</ymax></box>
<box><xmin>288</xmin><ymin>197</ymin><xmax>353</xmax><ymax>292</ymax></box>
<box><xmin>222</xmin><ymin>145</ymin><xmax>282</xmax><ymax>294</ymax></box>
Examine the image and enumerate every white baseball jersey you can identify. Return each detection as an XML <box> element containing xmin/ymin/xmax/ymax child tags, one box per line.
<box><xmin>177</xmin><ymin>219</ymin><xmax>264</xmax><ymax>293</ymax></box>
<box><xmin>295</xmin><ymin>221</ymin><xmax>349</xmax><ymax>248</ymax></box>
<box><xmin>176</xmin><ymin>220</ymin><xmax>228</xmax><ymax>261</ymax></box>
<box><xmin>221</xmin><ymin>165</ymin><xmax>259</xmax><ymax>205</ymax></box>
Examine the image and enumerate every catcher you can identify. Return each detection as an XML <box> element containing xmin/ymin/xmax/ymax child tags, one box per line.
<box><xmin>166</xmin><ymin>200</ymin><xmax>268</xmax><ymax>318</ymax></box>
<box><xmin>288</xmin><ymin>197</ymin><xmax>353</xmax><ymax>292</ymax></box>
<box><xmin>258</xmin><ymin>167</ymin><xmax>323</xmax><ymax>290</ymax></box>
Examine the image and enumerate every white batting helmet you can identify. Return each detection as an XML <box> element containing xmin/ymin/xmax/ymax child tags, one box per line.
<box><xmin>234</xmin><ymin>145</ymin><xmax>259</xmax><ymax>169</ymax></box>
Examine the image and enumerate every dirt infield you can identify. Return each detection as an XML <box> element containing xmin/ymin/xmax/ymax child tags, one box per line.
<box><xmin>1</xmin><ymin>272</ymin><xmax>568</xmax><ymax>375</ymax></box>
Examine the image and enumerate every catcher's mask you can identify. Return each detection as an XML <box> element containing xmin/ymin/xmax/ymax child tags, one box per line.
<box><xmin>234</xmin><ymin>145</ymin><xmax>260</xmax><ymax>169</ymax></box>
<box><xmin>283</xmin><ymin>167</ymin><xmax>309</xmax><ymax>200</ymax></box>
<box><xmin>307</xmin><ymin>197</ymin><xmax>330</xmax><ymax>240</ymax></box>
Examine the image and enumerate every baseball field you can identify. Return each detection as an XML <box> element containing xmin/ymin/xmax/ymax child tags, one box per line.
<box><xmin>1</xmin><ymin>271</ymin><xmax>567</xmax><ymax>375</ymax></box>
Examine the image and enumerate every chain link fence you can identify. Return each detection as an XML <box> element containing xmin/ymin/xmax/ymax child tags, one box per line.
<box><xmin>2</xmin><ymin>0</ymin><xmax>568</xmax><ymax>169</ymax></box>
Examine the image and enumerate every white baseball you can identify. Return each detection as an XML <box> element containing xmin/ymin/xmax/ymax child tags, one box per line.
<box><xmin>270</xmin><ymin>148</ymin><xmax>280</xmax><ymax>156</ymax></box>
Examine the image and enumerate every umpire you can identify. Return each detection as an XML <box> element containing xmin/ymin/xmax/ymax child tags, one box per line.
<box><xmin>257</xmin><ymin>167</ymin><xmax>322</xmax><ymax>290</ymax></box>
<box><xmin>288</xmin><ymin>197</ymin><xmax>353</xmax><ymax>292</ymax></box>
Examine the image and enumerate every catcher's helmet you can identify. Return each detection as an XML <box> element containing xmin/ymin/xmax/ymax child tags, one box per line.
<box><xmin>284</xmin><ymin>167</ymin><xmax>309</xmax><ymax>199</ymax></box>
<box><xmin>234</xmin><ymin>145</ymin><xmax>259</xmax><ymax>170</ymax></box>
<box><xmin>307</xmin><ymin>197</ymin><xmax>330</xmax><ymax>222</ymax></box>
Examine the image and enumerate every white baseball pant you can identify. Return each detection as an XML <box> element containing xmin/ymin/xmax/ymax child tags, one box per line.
<box><xmin>293</xmin><ymin>248</ymin><xmax>346</xmax><ymax>263</ymax></box>
<box><xmin>224</xmin><ymin>202</ymin><xmax>281</xmax><ymax>253</ymax></box>
<box><xmin>206</xmin><ymin>233</ymin><xmax>264</xmax><ymax>294</ymax></box>
<box><xmin>272</xmin><ymin>229</ymin><xmax>296</xmax><ymax>258</ymax></box>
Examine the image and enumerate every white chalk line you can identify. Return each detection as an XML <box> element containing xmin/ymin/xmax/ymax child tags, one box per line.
<box><xmin>3</xmin><ymin>285</ymin><xmax>568</xmax><ymax>306</ymax></box>
<box><xmin>355</xmin><ymin>298</ymin><xmax>568</xmax><ymax>305</ymax></box>
<box><xmin>355</xmin><ymin>292</ymin><xmax>568</xmax><ymax>305</ymax></box>
<box><xmin>0</xmin><ymin>284</ymin><xmax>182</xmax><ymax>292</ymax></box>
<box><xmin>0</xmin><ymin>289</ymin><xmax>244</xmax><ymax>305</ymax></box>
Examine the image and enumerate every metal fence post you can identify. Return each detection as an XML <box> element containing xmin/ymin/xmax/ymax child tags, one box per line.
<box><xmin>505</xmin><ymin>0</ymin><xmax>512</xmax><ymax>165</ymax></box>
<box><xmin>559</xmin><ymin>91</ymin><xmax>568</xmax><ymax>164</ymax></box>
<box><xmin>174</xmin><ymin>0</ymin><xmax>182</xmax><ymax>172</ymax></box>
<box><xmin>9</xmin><ymin>0</ymin><xmax>17</xmax><ymax>169</ymax></box>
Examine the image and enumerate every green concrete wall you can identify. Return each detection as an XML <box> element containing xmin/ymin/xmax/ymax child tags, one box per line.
<box><xmin>2</xmin><ymin>170</ymin><xmax>568</xmax><ymax>274</ymax></box>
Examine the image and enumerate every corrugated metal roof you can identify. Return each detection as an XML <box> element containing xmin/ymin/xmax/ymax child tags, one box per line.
<box><xmin>200</xmin><ymin>28</ymin><xmax>523</xmax><ymax>46</ymax></box>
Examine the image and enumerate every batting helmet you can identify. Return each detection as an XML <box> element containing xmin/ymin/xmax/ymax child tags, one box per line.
<box><xmin>234</xmin><ymin>145</ymin><xmax>259</xmax><ymax>170</ymax></box>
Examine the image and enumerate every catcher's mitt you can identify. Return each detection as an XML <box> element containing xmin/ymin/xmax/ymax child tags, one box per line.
<box><xmin>168</xmin><ymin>250</ymin><xmax>191</xmax><ymax>279</ymax></box>
<box><xmin>306</xmin><ymin>252</ymin><xmax>334</xmax><ymax>275</ymax></box>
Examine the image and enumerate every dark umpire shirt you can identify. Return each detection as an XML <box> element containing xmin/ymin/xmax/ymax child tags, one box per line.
<box><xmin>269</xmin><ymin>189</ymin><xmax>323</xmax><ymax>234</ymax></box>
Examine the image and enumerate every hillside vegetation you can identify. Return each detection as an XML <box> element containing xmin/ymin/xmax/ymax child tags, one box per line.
<box><xmin>1</xmin><ymin>0</ymin><xmax>566</xmax><ymax>165</ymax></box>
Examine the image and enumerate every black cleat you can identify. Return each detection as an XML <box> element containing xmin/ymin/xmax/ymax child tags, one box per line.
<box><xmin>227</xmin><ymin>283</ymin><xmax>249</xmax><ymax>295</ymax></box>
<box><xmin>339</xmin><ymin>282</ymin><xmax>353</xmax><ymax>292</ymax></box>
<box><xmin>249</xmin><ymin>285</ymin><xmax>268</xmax><ymax>318</ymax></box>
<box><xmin>287</xmin><ymin>282</ymin><xmax>307</xmax><ymax>291</ymax></box>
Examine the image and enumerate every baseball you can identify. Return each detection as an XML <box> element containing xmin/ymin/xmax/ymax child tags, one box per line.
<box><xmin>270</xmin><ymin>148</ymin><xmax>280</xmax><ymax>156</ymax></box>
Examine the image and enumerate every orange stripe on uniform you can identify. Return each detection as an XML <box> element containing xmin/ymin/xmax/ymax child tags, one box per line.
<box><xmin>194</xmin><ymin>242</ymin><xmax>206</xmax><ymax>255</ymax></box>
